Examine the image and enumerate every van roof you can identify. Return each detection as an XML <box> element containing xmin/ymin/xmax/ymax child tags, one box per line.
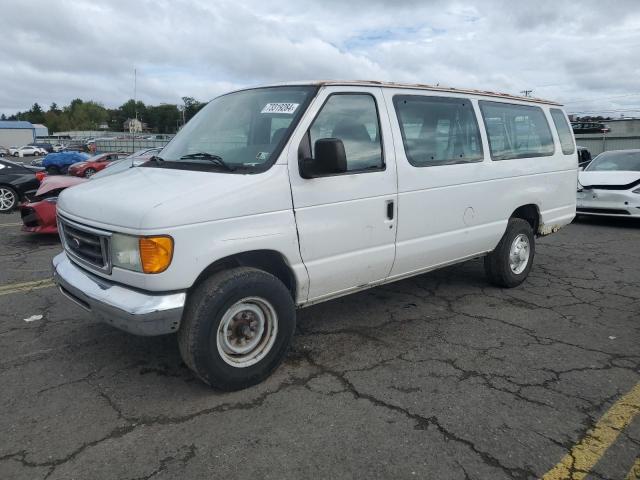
<box><xmin>252</xmin><ymin>80</ymin><xmax>562</xmax><ymax>106</ymax></box>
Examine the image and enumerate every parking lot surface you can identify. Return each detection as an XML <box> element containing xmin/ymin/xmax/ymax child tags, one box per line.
<box><xmin>0</xmin><ymin>212</ymin><xmax>639</xmax><ymax>479</ymax></box>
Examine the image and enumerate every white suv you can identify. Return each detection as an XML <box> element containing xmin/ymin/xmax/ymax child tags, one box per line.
<box><xmin>9</xmin><ymin>145</ymin><xmax>46</xmax><ymax>157</ymax></box>
<box><xmin>52</xmin><ymin>81</ymin><xmax>577</xmax><ymax>390</ymax></box>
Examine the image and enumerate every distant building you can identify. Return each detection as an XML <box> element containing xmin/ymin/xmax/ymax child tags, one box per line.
<box><xmin>0</xmin><ymin>121</ymin><xmax>35</xmax><ymax>147</ymax></box>
<box><xmin>603</xmin><ymin>118</ymin><xmax>640</xmax><ymax>136</ymax></box>
<box><xmin>123</xmin><ymin>118</ymin><xmax>146</xmax><ymax>133</ymax></box>
<box><xmin>33</xmin><ymin>123</ymin><xmax>49</xmax><ymax>137</ymax></box>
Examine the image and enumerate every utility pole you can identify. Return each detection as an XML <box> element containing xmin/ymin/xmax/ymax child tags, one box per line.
<box><xmin>520</xmin><ymin>89</ymin><xmax>533</xmax><ymax>98</ymax></box>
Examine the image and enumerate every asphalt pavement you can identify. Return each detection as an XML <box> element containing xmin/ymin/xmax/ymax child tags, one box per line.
<box><xmin>0</xmin><ymin>210</ymin><xmax>639</xmax><ymax>479</ymax></box>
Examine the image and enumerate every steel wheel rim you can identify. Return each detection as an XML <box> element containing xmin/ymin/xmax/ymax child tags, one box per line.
<box><xmin>216</xmin><ymin>297</ymin><xmax>278</xmax><ymax>368</ymax></box>
<box><xmin>0</xmin><ymin>188</ymin><xmax>16</xmax><ymax>211</ymax></box>
<box><xmin>509</xmin><ymin>234</ymin><xmax>530</xmax><ymax>274</ymax></box>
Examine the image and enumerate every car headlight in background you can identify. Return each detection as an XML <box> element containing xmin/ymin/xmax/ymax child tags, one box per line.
<box><xmin>111</xmin><ymin>233</ymin><xmax>173</xmax><ymax>274</ymax></box>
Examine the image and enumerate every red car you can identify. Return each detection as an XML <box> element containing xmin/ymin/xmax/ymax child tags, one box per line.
<box><xmin>20</xmin><ymin>176</ymin><xmax>87</xmax><ymax>234</ymax></box>
<box><xmin>67</xmin><ymin>152</ymin><xmax>127</xmax><ymax>177</ymax></box>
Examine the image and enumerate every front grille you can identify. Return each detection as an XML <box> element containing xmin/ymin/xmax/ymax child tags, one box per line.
<box><xmin>58</xmin><ymin>216</ymin><xmax>111</xmax><ymax>272</ymax></box>
<box><xmin>577</xmin><ymin>208</ymin><xmax>630</xmax><ymax>215</ymax></box>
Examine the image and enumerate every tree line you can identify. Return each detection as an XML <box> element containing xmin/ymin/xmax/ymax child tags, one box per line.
<box><xmin>1</xmin><ymin>97</ymin><xmax>207</xmax><ymax>134</ymax></box>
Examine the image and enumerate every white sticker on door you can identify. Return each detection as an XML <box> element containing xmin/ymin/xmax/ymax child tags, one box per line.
<box><xmin>261</xmin><ymin>103</ymin><xmax>299</xmax><ymax>114</ymax></box>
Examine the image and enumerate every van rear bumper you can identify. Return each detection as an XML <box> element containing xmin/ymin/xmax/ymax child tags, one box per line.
<box><xmin>52</xmin><ymin>252</ymin><xmax>186</xmax><ymax>336</ymax></box>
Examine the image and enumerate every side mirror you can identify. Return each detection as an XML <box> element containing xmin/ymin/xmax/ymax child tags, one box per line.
<box><xmin>299</xmin><ymin>138</ymin><xmax>347</xmax><ymax>178</ymax></box>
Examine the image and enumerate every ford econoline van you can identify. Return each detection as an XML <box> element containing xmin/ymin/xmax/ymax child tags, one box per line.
<box><xmin>52</xmin><ymin>81</ymin><xmax>577</xmax><ymax>390</ymax></box>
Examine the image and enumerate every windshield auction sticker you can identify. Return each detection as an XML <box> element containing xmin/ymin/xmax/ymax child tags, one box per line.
<box><xmin>261</xmin><ymin>103</ymin><xmax>299</xmax><ymax>114</ymax></box>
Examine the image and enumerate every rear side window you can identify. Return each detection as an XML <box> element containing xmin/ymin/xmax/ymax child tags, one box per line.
<box><xmin>479</xmin><ymin>101</ymin><xmax>555</xmax><ymax>160</ymax></box>
<box><xmin>550</xmin><ymin>108</ymin><xmax>575</xmax><ymax>155</ymax></box>
<box><xmin>393</xmin><ymin>95</ymin><xmax>483</xmax><ymax>167</ymax></box>
<box><xmin>309</xmin><ymin>93</ymin><xmax>384</xmax><ymax>172</ymax></box>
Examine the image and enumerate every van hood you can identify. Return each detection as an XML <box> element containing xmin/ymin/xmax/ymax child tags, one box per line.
<box><xmin>57</xmin><ymin>165</ymin><xmax>290</xmax><ymax>231</ymax></box>
<box><xmin>579</xmin><ymin>171</ymin><xmax>640</xmax><ymax>188</ymax></box>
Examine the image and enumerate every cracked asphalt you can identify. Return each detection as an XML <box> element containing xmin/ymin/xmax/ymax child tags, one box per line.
<box><xmin>1</xmin><ymin>211</ymin><xmax>639</xmax><ymax>480</ymax></box>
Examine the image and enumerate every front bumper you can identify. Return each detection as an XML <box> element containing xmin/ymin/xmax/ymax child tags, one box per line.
<box><xmin>576</xmin><ymin>189</ymin><xmax>640</xmax><ymax>217</ymax></box>
<box><xmin>52</xmin><ymin>252</ymin><xmax>186</xmax><ymax>335</ymax></box>
<box><xmin>20</xmin><ymin>201</ymin><xmax>58</xmax><ymax>234</ymax></box>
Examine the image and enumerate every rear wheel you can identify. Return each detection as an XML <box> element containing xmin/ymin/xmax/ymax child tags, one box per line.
<box><xmin>484</xmin><ymin>218</ymin><xmax>535</xmax><ymax>288</ymax></box>
<box><xmin>178</xmin><ymin>267</ymin><xmax>296</xmax><ymax>390</ymax></box>
<box><xmin>0</xmin><ymin>186</ymin><xmax>18</xmax><ymax>213</ymax></box>
<box><xmin>84</xmin><ymin>168</ymin><xmax>97</xmax><ymax>178</ymax></box>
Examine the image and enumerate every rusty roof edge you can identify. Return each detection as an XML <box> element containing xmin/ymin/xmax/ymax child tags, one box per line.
<box><xmin>320</xmin><ymin>80</ymin><xmax>563</xmax><ymax>106</ymax></box>
<box><xmin>232</xmin><ymin>80</ymin><xmax>563</xmax><ymax>106</ymax></box>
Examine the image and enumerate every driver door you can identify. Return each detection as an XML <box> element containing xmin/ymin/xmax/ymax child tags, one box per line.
<box><xmin>287</xmin><ymin>86</ymin><xmax>398</xmax><ymax>302</ymax></box>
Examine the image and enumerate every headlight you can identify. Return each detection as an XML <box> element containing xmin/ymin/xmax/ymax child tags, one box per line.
<box><xmin>111</xmin><ymin>233</ymin><xmax>173</xmax><ymax>274</ymax></box>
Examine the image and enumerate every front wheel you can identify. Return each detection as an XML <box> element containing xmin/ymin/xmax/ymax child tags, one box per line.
<box><xmin>178</xmin><ymin>267</ymin><xmax>296</xmax><ymax>390</ymax></box>
<box><xmin>484</xmin><ymin>218</ymin><xmax>535</xmax><ymax>288</ymax></box>
<box><xmin>83</xmin><ymin>168</ymin><xmax>97</xmax><ymax>178</ymax></box>
<box><xmin>0</xmin><ymin>186</ymin><xmax>18</xmax><ymax>213</ymax></box>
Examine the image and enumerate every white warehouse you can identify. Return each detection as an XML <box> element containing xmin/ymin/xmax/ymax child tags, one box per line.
<box><xmin>0</xmin><ymin>121</ymin><xmax>36</xmax><ymax>148</ymax></box>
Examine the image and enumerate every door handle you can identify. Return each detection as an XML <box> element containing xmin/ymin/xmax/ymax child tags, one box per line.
<box><xmin>386</xmin><ymin>200</ymin><xmax>394</xmax><ymax>220</ymax></box>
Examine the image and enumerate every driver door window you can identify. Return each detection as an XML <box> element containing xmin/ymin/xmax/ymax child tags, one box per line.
<box><xmin>309</xmin><ymin>94</ymin><xmax>384</xmax><ymax>172</ymax></box>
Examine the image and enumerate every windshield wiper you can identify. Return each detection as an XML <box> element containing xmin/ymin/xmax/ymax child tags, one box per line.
<box><xmin>147</xmin><ymin>155</ymin><xmax>165</xmax><ymax>164</ymax></box>
<box><xmin>179</xmin><ymin>152</ymin><xmax>234</xmax><ymax>171</ymax></box>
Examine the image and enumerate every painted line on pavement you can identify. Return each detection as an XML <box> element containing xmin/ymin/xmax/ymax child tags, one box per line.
<box><xmin>542</xmin><ymin>382</ymin><xmax>640</xmax><ymax>480</ymax></box>
<box><xmin>0</xmin><ymin>222</ymin><xmax>22</xmax><ymax>227</ymax></box>
<box><xmin>0</xmin><ymin>278</ymin><xmax>56</xmax><ymax>296</ymax></box>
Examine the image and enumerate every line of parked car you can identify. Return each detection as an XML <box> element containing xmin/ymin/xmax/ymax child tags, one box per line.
<box><xmin>0</xmin><ymin>148</ymin><xmax>162</xmax><ymax>236</ymax></box>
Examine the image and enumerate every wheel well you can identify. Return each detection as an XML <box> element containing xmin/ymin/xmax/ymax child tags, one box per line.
<box><xmin>510</xmin><ymin>204</ymin><xmax>540</xmax><ymax>233</ymax></box>
<box><xmin>191</xmin><ymin>250</ymin><xmax>297</xmax><ymax>298</ymax></box>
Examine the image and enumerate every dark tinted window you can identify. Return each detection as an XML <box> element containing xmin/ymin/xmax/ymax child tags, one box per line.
<box><xmin>393</xmin><ymin>95</ymin><xmax>483</xmax><ymax>167</ymax></box>
<box><xmin>550</xmin><ymin>108</ymin><xmax>575</xmax><ymax>155</ymax></box>
<box><xmin>480</xmin><ymin>101</ymin><xmax>555</xmax><ymax>160</ymax></box>
<box><xmin>309</xmin><ymin>94</ymin><xmax>383</xmax><ymax>172</ymax></box>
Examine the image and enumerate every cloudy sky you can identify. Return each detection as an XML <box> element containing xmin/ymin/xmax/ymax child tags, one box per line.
<box><xmin>1</xmin><ymin>0</ymin><xmax>639</xmax><ymax>116</ymax></box>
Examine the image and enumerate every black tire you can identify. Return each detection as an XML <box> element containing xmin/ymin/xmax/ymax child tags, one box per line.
<box><xmin>484</xmin><ymin>218</ymin><xmax>535</xmax><ymax>288</ymax></box>
<box><xmin>13</xmin><ymin>152</ymin><xmax>19</xmax><ymax>157</ymax></box>
<box><xmin>46</xmin><ymin>165</ymin><xmax>60</xmax><ymax>175</ymax></box>
<box><xmin>0</xmin><ymin>186</ymin><xmax>19</xmax><ymax>213</ymax></box>
<box><xmin>178</xmin><ymin>267</ymin><xmax>296</xmax><ymax>390</ymax></box>
<box><xmin>84</xmin><ymin>168</ymin><xmax>96</xmax><ymax>178</ymax></box>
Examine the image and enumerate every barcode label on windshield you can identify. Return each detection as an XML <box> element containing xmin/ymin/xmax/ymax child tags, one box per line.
<box><xmin>261</xmin><ymin>103</ymin><xmax>299</xmax><ymax>114</ymax></box>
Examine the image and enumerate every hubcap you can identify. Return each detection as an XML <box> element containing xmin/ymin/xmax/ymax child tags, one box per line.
<box><xmin>216</xmin><ymin>297</ymin><xmax>278</xmax><ymax>368</ymax></box>
<box><xmin>0</xmin><ymin>188</ymin><xmax>16</xmax><ymax>211</ymax></box>
<box><xmin>509</xmin><ymin>234</ymin><xmax>530</xmax><ymax>274</ymax></box>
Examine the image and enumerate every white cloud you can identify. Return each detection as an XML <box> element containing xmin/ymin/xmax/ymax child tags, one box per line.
<box><xmin>0</xmin><ymin>0</ymin><xmax>639</xmax><ymax>116</ymax></box>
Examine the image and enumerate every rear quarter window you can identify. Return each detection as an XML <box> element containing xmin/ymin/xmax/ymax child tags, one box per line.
<box><xmin>479</xmin><ymin>101</ymin><xmax>555</xmax><ymax>160</ymax></box>
<box><xmin>549</xmin><ymin>108</ymin><xmax>575</xmax><ymax>155</ymax></box>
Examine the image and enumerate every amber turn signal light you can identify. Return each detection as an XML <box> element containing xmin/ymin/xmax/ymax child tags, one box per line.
<box><xmin>138</xmin><ymin>236</ymin><xmax>174</xmax><ymax>274</ymax></box>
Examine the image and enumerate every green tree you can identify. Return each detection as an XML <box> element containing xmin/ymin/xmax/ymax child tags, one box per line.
<box><xmin>182</xmin><ymin>96</ymin><xmax>206</xmax><ymax>123</ymax></box>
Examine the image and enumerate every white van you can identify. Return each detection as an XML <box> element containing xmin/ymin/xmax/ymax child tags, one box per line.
<box><xmin>52</xmin><ymin>81</ymin><xmax>577</xmax><ymax>390</ymax></box>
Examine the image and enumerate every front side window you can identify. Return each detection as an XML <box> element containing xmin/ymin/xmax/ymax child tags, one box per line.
<box><xmin>157</xmin><ymin>86</ymin><xmax>317</xmax><ymax>173</ymax></box>
<box><xmin>550</xmin><ymin>108</ymin><xmax>575</xmax><ymax>155</ymax></box>
<box><xmin>393</xmin><ymin>95</ymin><xmax>483</xmax><ymax>167</ymax></box>
<box><xmin>309</xmin><ymin>93</ymin><xmax>383</xmax><ymax>172</ymax></box>
<box><xmin>479</xmin><ymin>101</ymin><xmax>555</xmax><ymax>160</ymax></box>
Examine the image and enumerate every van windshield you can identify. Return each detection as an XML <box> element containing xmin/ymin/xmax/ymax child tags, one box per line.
<box><xmin>153</xmin><ymin>86</ymin><xmax>317</xmax><ymax>173</ymax></box>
